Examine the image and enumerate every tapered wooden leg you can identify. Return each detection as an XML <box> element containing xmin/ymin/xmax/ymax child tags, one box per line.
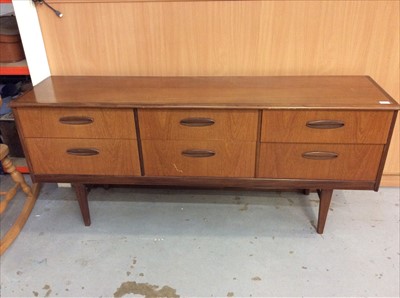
<box><xmin>303</xmin><ymin>189</ymin><xmax>311</xmax><ymax>195</ymax></box>
<box><xmin>316</xmin><ymin>189</ymin><xmax>333</xmax><ymax>234</ymax></box>
<box><xmin>73</xmin><ymin>184</ymin><xmax>91</xmax><ymax>226</ymax></box>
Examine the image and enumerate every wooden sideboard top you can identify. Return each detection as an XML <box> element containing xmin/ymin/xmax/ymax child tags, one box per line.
<box><xmin>12</xmin><ymin>76</ymin><xmax>399</xmax><ymax>110</ymax></box>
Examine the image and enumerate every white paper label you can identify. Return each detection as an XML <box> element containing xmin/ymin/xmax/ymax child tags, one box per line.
<box><xmin>379</xmin><ymin>101</ymin><xmax>391</xmax><ymax>104</ymax></box>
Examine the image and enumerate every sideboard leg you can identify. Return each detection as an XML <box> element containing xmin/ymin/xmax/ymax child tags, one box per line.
<box><xmin>316</xmin><ymin>189</ymin><xmax>333</xmax><ymax>234</ymax></box>
<box><xmin>303</xmin><ymin>189</ymin><xmax>311</xmax><ymax>195</ymax></box>
<box><xmin>73</xmin><ymin>184</ymin><xmax>91</xmax><ymax>226</ymax></box>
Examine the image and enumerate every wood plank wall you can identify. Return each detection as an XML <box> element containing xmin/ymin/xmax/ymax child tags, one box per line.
<box><xmin>37</xmin><ymin>0</ymin><xmax>399</xmax><ymax>183</ymax></box>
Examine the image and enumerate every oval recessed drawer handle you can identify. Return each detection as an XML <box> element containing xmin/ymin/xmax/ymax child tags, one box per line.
<box><xmin>306</xmin><ymin>120</ymin><xmax>345</xmax><ymax>129</ymax></box>
<box><xmin>66</xmin><ymin>148</ymin><xmax>99</xmax><ymax>156</ymax></box>
<box><xmin>59</xmin><ymin>116</ymin><xmax>94</xmax><ymax>125</ymax></box>
<box><xmin>181</xmin><ymin>149</ymin><xmax>215</xmax><ymax>158</ymax></box>
<box><xmin>180</xmin><ymin>118</ymin><xmax>215</xmax><ymax>127</ymax></box>
<box><xmin>302</xmin><ymin>151</ymin><xmax>339</xmax><ymax>160</ymax></box>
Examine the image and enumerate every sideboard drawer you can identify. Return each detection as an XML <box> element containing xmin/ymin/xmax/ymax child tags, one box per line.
<box><xmin>139</xmin><ymin>109</ymin><xmax>258</xmax><ymax>141</ymax></box>
<box><xmin>25</xmin><ymin>138</ymin><xmax>140</xmax><ymax>175</ymax></box>
<box><xmin>261</xmin><ymin>110</ymin><xmax>393</xmax><ymax>144</ymax></box>
<box><xmin>258</xmin><ymin>143</ymin><xmax>383</xmax><ymax>180</ymax></box>
<box><xmin>16</xmin><ymin>107</ymin><xmax>137</xmax><ymax>139</ymax></box>
<box><xmin>142</xmin><ymin>140</ymin><xmax>256</xmax><ymax>177</ymax></box>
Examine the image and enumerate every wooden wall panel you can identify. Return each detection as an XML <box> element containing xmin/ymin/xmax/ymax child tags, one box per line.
<box><xmin>36</xmin><ymin>0</ymin><xmax>399</xmax><ymax>177</ymax></box>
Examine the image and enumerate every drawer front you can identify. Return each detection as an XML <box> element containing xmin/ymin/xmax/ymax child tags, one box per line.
<box><xmin>16</xmin><ymin>107</ymin><xmax>136</xmax><ymax>139</ymax></box>
<box><xmin>25</xmin><ymin>138</ymin><xmax>140</xmax><ymax>175</ymax></box>
<box><xmin>139</xmin><ymin>109</ymin><xmax>258</xmax><ymax>141</ymax></box>
<box><xmin>258</xmin><ymin>143</ymin><xmax>383</xmax><ymax>180</ymax></box>
<box><xmin>261</xmin><ymin>110</ymin><xmax>393</xmax><ymax>144</ymax></box>
<box><xmin>142</xmin><ymin>140</ymin><xmax>256</xmax><ymax>177</ymax></box>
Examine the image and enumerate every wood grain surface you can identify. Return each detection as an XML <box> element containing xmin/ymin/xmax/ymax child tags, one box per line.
<box><xmin>258</xmin><ymin>143</ymin><xmax>383</xmax><ymax>181</ymax></box>
<box><xmin>25</xmin><ymin>138</ymin><xmax>141</xmax><ymax>175</ymax></box>
<box><xmin>16</xmin><ymin>107</ymin><xmax>136</xmax><ymax>139</ymax></box>
<box><xmin>139</xmin><ymin>109</ymin><xmax>258</xmax><ymax>141</ymax></box>
<box><xmin>261</xmin><ymin>110</ymin><xmax>394</xmax><ymax>144</ymax></box>
<box><xmin>12</xmin><ymin>76</ymin><xmax>397</xmax><ymax>110</ymax></box>
<box><xmin>37</xmin><ymin>0</ymin><xmax>399</xmax><ymax>82</ymax></box>
<box><xmin>380</xmin><ymin>175</ymin><xmax>400</xmax><ymax>187</ymax></box>
<box><xmin>35</xmin><ymin>0</ymin><xmax>399</xmax><ymax>177</ymax></box>
<box><xmin>142</xmin><ymin>140</ymin><xmax>256</xmax><ymax>177</ymax></box>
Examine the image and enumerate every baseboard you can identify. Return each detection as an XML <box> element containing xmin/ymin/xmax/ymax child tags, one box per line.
<box><xmin>380</xmin><ymin>175</ymin><xmax>400</xmax><ymax>187</ymax></box>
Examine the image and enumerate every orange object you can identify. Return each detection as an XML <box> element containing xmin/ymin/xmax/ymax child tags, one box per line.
<box><xmin>0</xmin><ymin>16</ymin><xmax>25</xmax><ymax>63</ymax></box>
<box><xmin>0</xmin><ymin>65</ymin><xmax>29</xmax><ymax>75</ymax></box>
<box><xmin>16</xmin><ymin>166</ymin><xmax>29</xmax><ymax>174</ymax></box>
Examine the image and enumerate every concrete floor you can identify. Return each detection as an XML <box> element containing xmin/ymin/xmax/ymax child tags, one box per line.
<box><xmin>0</xmin><ymin>175</ymin><xmax>399</xmax><ymax>297</ymax></box>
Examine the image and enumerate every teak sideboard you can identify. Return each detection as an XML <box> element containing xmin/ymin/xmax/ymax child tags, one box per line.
<box><xmin>11</xmin><ymin>76</ymin><xmax>399</xmax><ymax>233</ymax></box>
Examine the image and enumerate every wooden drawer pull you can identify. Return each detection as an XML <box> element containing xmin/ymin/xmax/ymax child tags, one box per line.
<box><xmin>180</xmin><ymin>118</ymin><xmax>215</xmax><ymax>127</ymax></box>
<box><xmin>302</xmin><ymin>151</ymin><xmax>338</xmax><ymax>160</ymax></box>
<box><xmin>66</xmin><ymin>148</ymin><xmax>99</xmax><ymax>156</ymax></box>
<box><xmin>59</xmin><ymin>116</ymin><xmax>94</xmax><ymax>125</ymax></box>
<box><xmin>306</xmin><ymin>120</ymin><xmax>345</xmax><ymax>129</ymax></box>
<box><xmin>181</xmin><ymin>149</ymin><xmax>215</xmax><ymax>158</ymax></box>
